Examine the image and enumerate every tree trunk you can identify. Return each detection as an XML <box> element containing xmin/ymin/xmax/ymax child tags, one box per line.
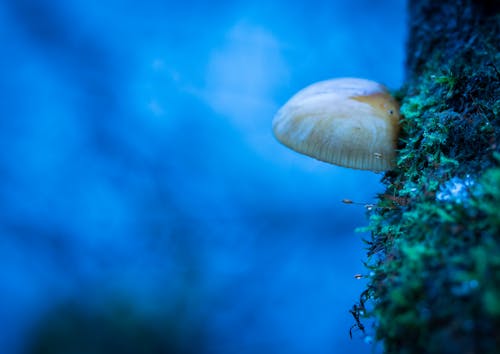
<box><xmin>354</xmin><ymin>1</ymin><xmax>500</xmax><ymax>353</ymax></box>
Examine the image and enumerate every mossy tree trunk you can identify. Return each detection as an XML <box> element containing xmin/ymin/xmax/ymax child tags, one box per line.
<box><xmin>354</xmin><ymin>1</ymin><xmax>500</xmax><ymax>353</ymax></box>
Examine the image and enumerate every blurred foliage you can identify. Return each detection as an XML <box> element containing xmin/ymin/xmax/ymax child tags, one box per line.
<box><xmin>353</xmin><ymin>0</ymin><xmax>500</xmax><ymax>353</ymax></box>
<box><xmin>25</xmin><ymin>299</ymin><xmax>204</xmax><ymax>354</ymax></box>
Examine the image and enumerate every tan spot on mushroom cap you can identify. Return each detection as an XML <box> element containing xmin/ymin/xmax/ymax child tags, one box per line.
<box><xmin>272</xmin><ymin>78</ymin><xmax>400</xmax><ymax>172</ymax></box>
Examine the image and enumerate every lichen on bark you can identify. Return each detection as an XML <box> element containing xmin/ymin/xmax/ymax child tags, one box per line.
<box><xmin>353</xmin><ymin>1</ymin><xmax>500</xmax><ymax>353</ymax></box>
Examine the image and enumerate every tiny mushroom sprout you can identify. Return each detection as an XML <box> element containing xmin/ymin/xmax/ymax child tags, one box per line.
<box><xmin>272</xmin><ymin>78</ymin><xmax>400</xmax><ymax>172</ymax></box>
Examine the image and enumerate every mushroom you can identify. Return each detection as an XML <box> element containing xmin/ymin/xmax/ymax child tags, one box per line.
<box><xmin>272</xmin><ymin>78</ymin><xmax>400</xmax><ymax>172</ymax></box>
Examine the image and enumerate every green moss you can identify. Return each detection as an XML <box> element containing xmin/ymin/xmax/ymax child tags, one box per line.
<box><xmin>351</xmin><ymin>2</ymin><xmax>500</xmax><ymax>352</ymax></box>
<box><xmin>356</xmin><ymin>167</ymin><xmax>500</xmax><ymax>353</ymax></box>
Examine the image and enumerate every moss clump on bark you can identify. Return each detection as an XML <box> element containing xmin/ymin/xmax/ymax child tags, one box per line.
<box><xmin>352</xmin><ymin>1</ymin><xmax>500</xmax><ymax>353</ymax></box>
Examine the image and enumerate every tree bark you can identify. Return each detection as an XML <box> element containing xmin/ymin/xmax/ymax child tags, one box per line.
<box><xmin>354</xmin><ymin>1</ymin><xmax>500</xmax><ymax>353</ymax></box>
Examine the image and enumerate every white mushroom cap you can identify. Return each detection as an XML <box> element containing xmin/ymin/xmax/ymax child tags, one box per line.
<box><xmin>272</xmin><ymin>78</ymin><xmax>400</xmax><ymax>172</ymax></box>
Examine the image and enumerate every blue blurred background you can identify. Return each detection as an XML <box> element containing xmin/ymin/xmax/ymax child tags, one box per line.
<box><xmin>0</xmin><ymin>0</ymin><xmax>406</xmax><ymax>353</ymax></box>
